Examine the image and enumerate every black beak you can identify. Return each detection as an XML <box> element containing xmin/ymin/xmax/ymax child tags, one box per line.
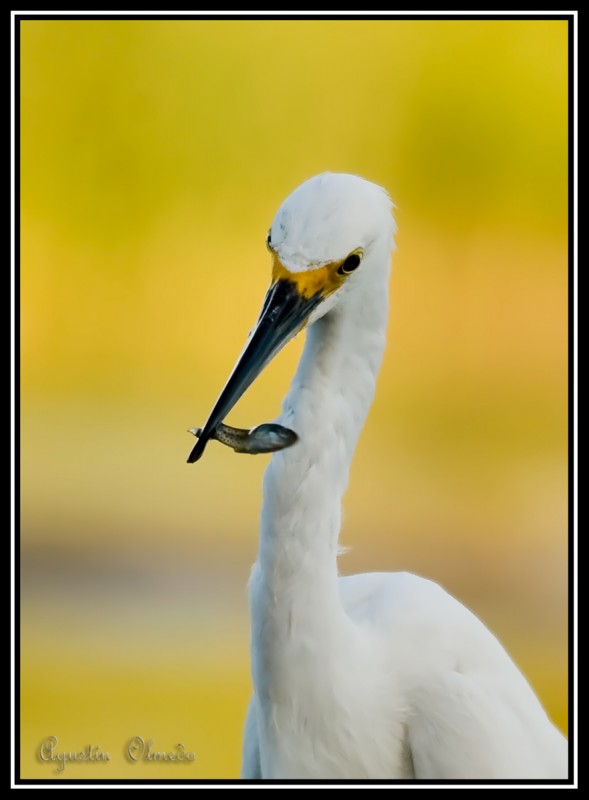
<box><xmin>187</xmin><ymin>279</ymin><xmax>323</xmax><ymax>463</ymax></box>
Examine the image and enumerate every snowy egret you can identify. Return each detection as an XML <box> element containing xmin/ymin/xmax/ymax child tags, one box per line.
<box><xmin>189</xmin><ymin>173</ymin><xmax>567</xmax><ymax>779</ymax></box>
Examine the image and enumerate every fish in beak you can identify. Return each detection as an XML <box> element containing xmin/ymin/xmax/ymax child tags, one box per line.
<box><xmin>187</xmin><ymin>275</ymin><xmax>323</xmax><ymax>463</ymax></box>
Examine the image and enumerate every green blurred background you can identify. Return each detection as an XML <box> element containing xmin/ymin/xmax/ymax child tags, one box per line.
<box><xmin>20</xmin><ymin>19</ymin><xmax>568</xmax><ymax>779</ymax></box>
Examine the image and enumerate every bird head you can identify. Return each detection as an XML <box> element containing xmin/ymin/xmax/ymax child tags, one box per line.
<box><xmin>188</xmin><ymin>172</ymin><xmax>395</xmax><ymax>463</ymax></box>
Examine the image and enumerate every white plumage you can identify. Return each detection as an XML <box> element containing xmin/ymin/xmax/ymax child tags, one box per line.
<box><xmin>193</xmin><ymin>173</ymin><xmax>567</xmax><ymax>780</ymax></box>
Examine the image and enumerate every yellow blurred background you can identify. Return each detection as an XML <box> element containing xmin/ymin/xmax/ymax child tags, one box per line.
<box><xmin>20</xmin><ymin>19</ymin><xmax>568</xmax><ymax>779</ymax></box>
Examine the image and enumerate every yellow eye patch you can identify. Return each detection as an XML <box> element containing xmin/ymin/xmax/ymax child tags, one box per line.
<box><xmin>271</xmin><ymin>255</ymin><xmax>347</xmax><ymax>299</ymax></box>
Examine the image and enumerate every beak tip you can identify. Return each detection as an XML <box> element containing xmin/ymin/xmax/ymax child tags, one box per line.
<box><xmin>187</xmin><ymin>438</ymin><xmax>206</xmax><ymax>463</ymax></box>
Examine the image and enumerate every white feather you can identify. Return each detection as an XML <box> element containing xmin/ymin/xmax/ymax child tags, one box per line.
<box><xmin>240</xmin><ymin>173</ymin><xmax>566</xmax><ymax>780</ymax></box>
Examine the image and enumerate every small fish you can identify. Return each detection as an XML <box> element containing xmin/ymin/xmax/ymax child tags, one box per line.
<box><xmin>188</xmin><ymin>422</ymin><xmax>298</xmax><ymax>455</ymax></box>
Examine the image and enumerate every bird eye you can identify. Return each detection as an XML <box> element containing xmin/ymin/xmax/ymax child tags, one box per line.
<box><xmin>266</xmin><ymin>230</ymin><xmax>273</xmax><ymax>251</ymax></box>
<box><xmin>337</xmin><ymin>249</ymin><xmax>363</xmax><ymax>276</ymax></box>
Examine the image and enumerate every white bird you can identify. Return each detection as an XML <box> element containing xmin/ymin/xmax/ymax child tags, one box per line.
<box><xmin>189</xmin><ymin>173</ymin><xmax>568</xmax><ymax>780</ymax></box>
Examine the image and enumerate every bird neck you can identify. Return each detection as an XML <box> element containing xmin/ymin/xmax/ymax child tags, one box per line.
<box><xmin>257</xmin><ymin>258</ymin><xmax>390</xmax><ymax>599</ymax></box>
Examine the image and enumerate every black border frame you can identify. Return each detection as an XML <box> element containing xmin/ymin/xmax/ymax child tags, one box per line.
<box><xmin>12</xmin><ymin>10</ymin><xmax>576</xmax><ymax>788</ymax></box>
